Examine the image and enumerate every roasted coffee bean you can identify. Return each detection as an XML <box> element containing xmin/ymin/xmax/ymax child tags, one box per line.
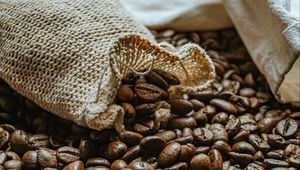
<box><xmin>3</xmin><ymin>160</ymin><xmax>22</xmax><ymax>170</ymax></box>
<box><xmin>288</xmin><ymin>153</ymin><xmax>300</xmax><ymax>167</ymax></box>
<box><xmin>210</xmin><ymin>99</ymin><xmax>237</xmax><ymax>114</ymax></box>
<box><xmin>249</xmin><ymin>134</ymin><xmax>270</xmax><ymax>152</ymax></box>
<box><xmin>264</xmin><ymin>159</ymin><xmax>289</xmax><ymax>168</ymax></box>
<box><xmin>135</xmin><ymin>104</ymin><xmax>156</xmax><ymax>117</ymax></box>
<box><xmin>239</xmin><ymin>88</ymin><xmax>256</xmax><ymax>97</ymax></box>
<box><xmin>189</xmin><ymin>99</ymin><xmax>205</xmax><ymax>111</ymax></box>
<box><xmin>0</xmin><ymin>151</ymin><xmax>6</xmax><ymax>164</ymax></box>
<box><xmin>266</xmin><ymin>150</ymin><xmax>284</xmax><ymax>159</ymax></box>
<box><xmin>257</xmin><ymin>117</ymin><xmax>278</xmax><ymax>133</ymax></box>
<box><xmin>209</xmin><ymin>149</ymin><xmax>223</xmax><ymax>170</ymax></box>
<box><xmin>121</xmin><ymin>145</ymin><xmax>141</xmax><ymax>163</ymax></box>
<box><xmin>164</xmin><ymin>162</ymin><xmax>188</xmax><ymax>170</ymax></box>
<box><xmin>0</xmin><ymin>127</ymin><xmax>9</xmax><ymax>149</ymax></box>
<box><xmin>225</xmin><ymin>118</ymin><xmax>241</xmax><ymax>137</ymax></box>
<box><xmin>254</xmin><ymin>151</ymin><xmax>264</xmax><ymax>162</ymax></box>
<box><xmin>129</xmin><ymin>161</ymin><xmax>155</xmax><ymax>170</ymax></box>
<box><xmin>168</xmin><ymin>116</ymin><xmax>197</xmax><ymax>130</ymax></box>
<box><xmin>171</xmin><ymin>135</ymin><xmax>193</xmax><ymax>145</ymax></box>
<box><xmin>57</xmin><ymin>146</ymin><xmax>80</xmax><ymax>164</ymax></box>
<box><xmin>105</xmin><ymin>141</ymin><xmax>128</xmax><ymax>160</ymax></box>
<box><xmin>229</xmin><ymin>152</ymin><xmax>253</xmax><ymax>166</ymax></box>
<box><xmin>232</xmin><ymin>130</ymin><xmax>250</xmax><ymax>143</ymax></box>
<box><xmin>117</xmin><ymin>85</ymin><xmax>134</xmax><ymax>102</ymax></box>
<box><xmin>140</xmin><ymin>136</ymin><xmax>165</xmax><ymax>155</ymax></box>
<box><xmin>188</xmin><ymin>90</ymin><xmax>216</xmax><ymax>103</ymax></box>
<box><xmin>178</xmin><ymin>143</ymin><xmax>196</xmax><ymax>162</ymax></box>
<box><xmin>232</xmin><ymin>141</ymin><xmax>256</xmax><ymax>155</ymax></box>
<box><xmin>240</xmin><ymin>117</ymin><xmax>257</xmax><ymax>132</ymax></box>
<box><xmin>111</xmin><ymin>160</ymin><xmax>128</xmax><ymax>170</ymax></box>
<box><xmin>212</xmin><ymin>141</ymin><xmax>231</xmax><ymax>155</ymax></box>
<box><xmin>120</xmin><ymin>131</ymin><xmax>143</xmax><ymax>146</ymax></box>
<box><xmin>167</xmin><ymin>99</ymin><xmax>193</xmax><ymax>115</ymax></box>
<box><xmin>267</xmin><ymin>134</ymin><xmax>286</xmax><ymax>148</ymax></box>
<box><xmin>145</xmin><ymin>71</ymin><xmax>169</xmax><ymax>90</ymax></box>
<box><xmin>276</xmin><ymin>118</ymin><xmax>298</xmax><ymax>138</ymax></box>
<box><xmin>283</xmin><ymin>144</ymin><xmax>300</xmax><ymax>159</ymax></box>
<box><xmin>212</xmin><ymin>112</ymin><xmax>229</xmax><ymax>125</ymax></box>
<box><xmin>63</xmin><ymin>160</ymin><xmax>84</xmax><ymax>170</ymax></box>
<box><xmin>9</xmin><ymin>130</ymin><xmax>29</xmax><ymax>155</ymax></box>
<box><xmin>245</xmin><ymin>163</ymin><xmax>264</xmax><ymax>170</ymax></box>
<box><xmin>194</xmin><ymin>128</ymin><xmax>213</xmax><ymax>145</ymax></box>
<box><xmin>210</xmin><ymin>123</ymin><xmax>228</xmax><ymax>142</ymax></box>
<box><xmin>195</xmin><ymin>146</ymin><xmax>211</xmax><ymax>155</ymax></box>
<box><xmin>29</xmin><ymin>134</ymin><xmax>49</xmax><ymax>149</ymax></box>
<box><xmin>22</xmin><ymin>150</ymin><xmax>38</xmax><ymax>170</ymax></box>
<box><xmin>5</xmin><ymin>151</ymin><xmax>20</xmax><ymax>160</ymax></box>
<box><xmin>135</xmin><ymin>83</ymin><xmax>162</xmax><ymax>102</ymax></box>
<box><xmin>37</xmin><ymin>148</ymin><xmax>58</xmax><ymax>168</ymax></box>
<box><xmin>152</xmin><ymin>69</ymin><xmax>180</xmax><ymax>85</ymax></box>
<box><xmin>79</xmin><ymin>139</ymin><xmax>95</xmax><ymax>162</ymax></box>
<box><xmin>159</xmin><ymin>142</ymin><xmax>181</xmax><ymax>167</ymax></box>
<box><xmin>191</xmin><ymin>110</ymin><xmax>208</xmax><ymax>126</ymax></box>
<box><xmin>121</xmin><ymin>103</ymin><xmax>136</xmax><ymax>125</ymax></box>
<box><xmin>190</xmin><ymin>154</ymin><xmax>211</xmax><ymax>170</ymax></box>
<box><xmin>86</xmin><ymin>157</ymin><xmax>110</xmax><ymax>167</ymax></box>
<box><xmin>155</xmin><ymin>130</ymin><xmax>176</xmax><ymax>142</ymax></box>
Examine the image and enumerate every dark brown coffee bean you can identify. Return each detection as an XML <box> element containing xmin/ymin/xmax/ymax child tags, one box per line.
<box><xmin>229</xmin><ymin>152</ymin><xmax>253</xmax><ymax>166</ymax></box>
<box><xmin>254</xmin><ymin>151</ymin><xmax>264</xmax><ymax>162</ymax></box>
<box><xmin>276</xmin><ymin>118</ymin><xmax>298</xmax><ymax>138</ymax></box>
<box><xmin>266</xmin><ymin>150</ymin><xmax>284</xmax><ymax>159</ymax></box>
<box><xmin>195</xmin><ymin>146</ymin><xmax>211</xmax><ymax>155</ymax></box>
<box><xmin>3</xmin><ymin>160</ymin><xmax>22</xmax><ymax>170</ymax></box>
<box><xmin>135</xmin><ymin>104</ymin><xmax>156</xmax><ymax>117</ymax></box>
<box><xmin>117</xmin><ymin>85</ymin><xmax>134</xmax><ymax>102</ymax></box>
<box><xmin>212</xmin><ymin>141</ymin><xmax>231</xmax><ymax>155</ymax></box>
<box><xmin>191</xmin><ymin>110</ymin><xmax>208</xmax><ymax>126</ymax></box>
<box><xmin>267</xmin><ymin>134</ymin><xmax>286</xmax><ymax>148</ymax></box>
<box><xmin>133</xmin><ymin>121</ymin><xmax>156</xmax><ymax>136</ymax></box>
<box><xmin>0</xmin><ymin>127</ymin><xmax>9</xmax><ymax>149</ymax></box>
<box><xmin>194</xmin><ymin>128</ymin><xmax>213</xmax><ymax>145</ymax></box>
<box><xmin>265</xmin><ymin>109</ymin><xmax>287</xmax><ymax>121</ymax></box>
<box><xmin>288</xmin><ymin>153</ymin><xmax>300</xmax><ymax>167</ymax></box>
<box><xmin>105</xmin><ymin>141</ymin><xmax>127</xmax><ymax>160</ymax></box>
<box><xmin>257</xmin><ymin>117</ymin><xmax>278</xmax><ymax>133</ymax></box>
<box><xmin>37</xmin><ymin>148</ymin><xmax>58</xmax><ymax>168</ymax></box>
<box><xmin>29</xmin><ymin>134</ymin><xmax>49</xmax><ymax>149</ymax></box>
<box><xmin>155</xmin><ymin>131</ymin><xmax>176</xmax><ymax>142</ymax></box>
<box><xmin>240</xmin><ymin>117</ymin><xmax>257</xmax><ymax>132</ymax></box>
<box><xmin>9</xmin><ymin>130</ymin><xmax>29</xmax><ymax>155</ymax></box>
<box><xmin>140</xmin><ymin>136</ymin><xmax>165</xmax><ymax>155</ymax></box>
<box><xmin>129</xmin><ymin>161</ymin><xmax>155</xmax><ymax>170</ymax></box>
<box><xmin>22</xmin><ymin>150</ymin><xmax>38</xmax><ymax>170</ymax></box>
<box><xmin>121</xmin><ymin>145</ymin><xmax>141</xmax><ymax>163</ymax></box>
<box><xmin>159</xmin><ymin>142</ymin><xmax>181</xmax><ymax>167</ymax></box>
<box><xmin>111</xmin><ymin>160</ymin><xmax>128</xmax><ymax>170</ymax></box>
<box><xmin>245</xmin><ymin>163</ymin><xmax>264</xmax><ymax>170</ymax></box>
<box><xmin>225</xmin><ymin>118</ymin><xmax>241</xmax><ymax>138</ymax></box>
<box><xmin>249</xmin><ymin>134</ymin><xmax>270</xmax><ymax>152</ymax></box>
<box><xmin>212</xmin><ymin>112</ymin><xmax>229</xmax><ymax>125</ymax></box>
<box><xmin>152</xmin><ymin>69</ymin><xmax>180</xmax><ymax>85</ymax></box>
<box><xmin>188</xmin><ymin>90</ymin><xmax>216</xmax><ymax>103</ymax></box>
<box><xmin>210</xmin><ymin>124</ymin><xmax>228</xmax><ymax>142</ymax></box>
<box><xmin>168</xmin><ymin>116</ymin><xmax>197</xmax><ymax>130</ymax></box>
<box><xmin>232</xmin><ymin>130</ymin><xmax>250</xmax><ymax>143</ymax></box>
<box><xmin>210</xmin><ymin>99</ymin><xmax>237</xmax><ymax>114</ymax></box>
<box><xmin>167</xmin><ymin>99</ymin><xmax>193</xmax><ymax>115</ymax></box>
<box><xmin>57</xmin><ymin>146</ymin><xmax>80</xmax><ymax>164</ymax></box>
<box><xmin>209</xmin><ymin>149</ymin><xmax>223</xmax><ymax>170</ymax></box>
<box><xmin>164</xmin><ymin>162</ymin><xmax>188</xmax><ymax>170</ymax></box>
<box><xmin>264</xmin><ymin>159</ymin><xmax>289</xmax><ymax>168</ymax></box>
<box><xmin>135</xmin><ymin>83</ymin><xmax>162</xmax><ymax>102</ymax></box>
<box><xmin>121</xmin><ymin>103</ymin><xmax>136</xmax><ymax>126</ymax></box>
<box><xmin>232</xmin><ymin>141</ymin><xmax>256</xmax><ymax>155</ymax></box>
<box><xmin>178</xmin><ymin>143</ymin><xmax>196</xmax><ymax>162</ymax></box>
<box><xmin>189</xmin><ymin>99</ymin><xmax>205</xmax><ymax>111</ymax></box>
<box><xmin>79</xmin><ymin>139</ymin><xmax>95</xmax><ymax>162</ymax></box>
<box><xmin>190</xmin><ymin>154</ymin><xmax>211</xmax><ymax>170</ymax></box>
<box><xmin>63</xmin><ymin>160</ymin><xmax>84</xmax><ymax>170</ymax></box>
<box><xmin>145</xmin><ymin>71</ymin><xmax>169</xmax><ymax>90</ymax></box>
<box><xmin>86</xmin><ymin>157</ymin><xmax>110</xmax><ymax>167</ymax></box>
<box><xmin>120</xmin><ymin>131</ymin><xmax>143</xmax><ymax>146</ymax></box>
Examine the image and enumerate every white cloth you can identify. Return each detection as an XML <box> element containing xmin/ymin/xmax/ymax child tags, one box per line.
<box><xmin>121</xmin><ymin>0</ymin><xmax>300</xmax><ymax>104</ymax></box>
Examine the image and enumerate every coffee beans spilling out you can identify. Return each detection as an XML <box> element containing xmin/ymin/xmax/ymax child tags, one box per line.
<box><xmin>1</xmin><ymin>29</ymin><xmax>299</xmax><ymax>170</ymax></box>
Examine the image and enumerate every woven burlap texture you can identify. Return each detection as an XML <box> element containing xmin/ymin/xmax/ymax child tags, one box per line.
<box><xmin>0</xmin><ymin>0</ymin><xmax>215</xmax><ymax>130</ymax></box>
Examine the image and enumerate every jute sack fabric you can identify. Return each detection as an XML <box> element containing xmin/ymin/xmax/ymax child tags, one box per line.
<box><xmin>0</xmin><ymin>0</ymin><xmax>215</xmax><ymax>130</ymax></box>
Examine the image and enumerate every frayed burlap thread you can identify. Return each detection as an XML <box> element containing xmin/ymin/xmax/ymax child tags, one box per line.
<box><xmin>0</xmin><ymin>0</ymin><xmax>215</xmax><ymax>130</ymax></box>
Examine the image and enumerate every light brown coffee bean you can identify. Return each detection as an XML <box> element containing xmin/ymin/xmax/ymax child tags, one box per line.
<box><xmin>111</xmin><ymin>160</ymin><xmax>128</xmax><ymax>170</ymax></box>
<box><xmin>117</xmin><ymin>85</ymin><xmax>134</xmax><ymax>102</ymax></box>
<box><xmin>63</xmin><ymin>160</ymin><xmax>84</xmax><ymax>170</ymax></box>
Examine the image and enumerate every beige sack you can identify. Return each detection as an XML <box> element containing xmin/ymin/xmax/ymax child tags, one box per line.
<box><xmin>0</xmin><ymin>0</ymin><xmax>215</xmax><ymax>130</ymax></box>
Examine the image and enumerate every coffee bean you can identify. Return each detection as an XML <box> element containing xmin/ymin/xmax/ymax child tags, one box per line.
<box><xmin>245</xmin><ymin>163</ymin><xmax>264</xmax><ymax>170</ymax></box>
<box><xmin>5</xmin><ymin>151</ymin><xmax>20</xmax><ymax>160</ymax></box>
<box><xmin>264</xmin><ymin>159</ymin><xmax>289</xmax><ymax>168</ymax></box>
<box><xmin>0</xmin><ymin>124</ymin><xmax>15</xmax><ymax>133</ymax></box>
<box><xmin>232</xmin><ymin>141</ymin><xmax>256</xmax><ymax>155</ymax></box>
<box><xmin>188</xmin><ymin>90</ymin><xmax>216</xmax><ymax>103</ymax></box>
<box><xmin>232</xmin><ymin>129</ymin><xmax>250</xmax><ymax>143</ymax></box>
<box><xmin>267</xmin><ymin>134</ymin><xmax>286</xmax><ymax>148</ymax></box>
<box><xmin>225</xmin><ymin>118</ymin><xmax>241</xmax><ymax>138</ymax></box>
<box><xmin>240</xmin><ymin>117</ymin><xmax>257</xmax><ymax>132</ymax></box>
<box><xmin>111</xmin><ymin>160</ymin><xmax>128</xmax><ymax>170</ymax></box>
<box><xmin>168</xmin><ymin>116</ymin><xmax>197</xmax><ymax>130</ymax></box>
<box><xmin>22</xmin><ymin>150</ymin><xmax>38</xmax><ymax>170</ymax></box>
<box><xmin>3</xmin><ymin>160</ymin><xmax>22</xmax><ymax>170</ymax></box>
<box><xmin>135</xmin><ymin>83</ymin><xmax>162</xmax><ymax>102</ymax></box>
<box><xmin>164</xmin><ymin>162</ymin><xmax>188</xmax><ymax>170</ymax></box>
<box><xmin>159</xmin><ymin>142</ymin><xmax>181</xmax><ymax>167</ymax></box>
<box><xmin>209</xmin><ymin>149</ymin><xmax>223</xmax><ymax>170</ymax></box>
<box><xmin>190</xmin><ymin>154</ymin><xmax>211</xmax><ymax>170</ymax></box>
<box><xmin>172</xmin><ymin>135</ymin><xmax>194</xmax><ymax>145</ymax></box>
<box><xmin>86</xmin><ymin>157</ymin><xmax>110</xmax><ymax>167</ymax></box>
<box><xmin>121</xmin><ymin>145</ymin><xmax>141</xmax><ymax>163</ymax></box>
<box><xmin>167</xmin><ymin>99</ymin><xmax>193</xmax><ymax>115</ymax></box>
<box><xmin>194</xmin><ymin>128</ymin><xmax>213</xmax><ymax>145</ymax></box>
<box><xmin>152</xmin><ymin>69</ymin><xmax>180</xmax><ymax>85</ymax></box>
<box><xmin>0</xmin><ymin>151</ymin><xmax>6</xmax><ymax>164</ymax></box>
<box><xmin>29</xmin><ymin>134</ymin><xmax>49</xmax><ymax>149</ymax></box>
<box><xmin>121</xmin><ymin>103</ymin><xmax>136</xmax><ymax>126</ymax></box>
<box><xmin>212</xmin><ymin>141</ymin><xmax>231</xmax><ymax>155</ymax></box>
<box><xmin>9</xmin><ymin>130</ymin><xmax>29</xmax><ymax>155</ymax></box>
<box><xmin>210</xmin><ymin>99</ymin><xmax>237</xmax><ymax>114</ymax></box>
<box><xmin>105</xmin><ymin>141</ymin><xmax>128</xmax><ymax>160</ymax></box>
<box><xmin>0</xmin><ymin>127</ymin><xmax>9</xmax><ymax>149</ymax></box>
<box><xmin>288</xmin><ymin>153</ymin><xmax>300</xmax><ymax>167</ymax></box>
<box><xmin>140</xmin><ymin>136</ymin><xmax>165</xmax><ymax>155</ymax></box>
<box><xmin>79</xmin><ymin>139</ymin><xmax>95</xmax><ymax>162</ymax></box>
<box><xmin>239</xmin><ymin>88</ymin><xmax>256</xmax><ymax>97</ymax></box>
<box><xmin>117</xmin><ymin>85</ymin><xmax>134</xmax><ymax>102</ymax></box>
<box><xmin>283</xmin><ymin>144</ymin><xmax>300</xmax><ymax>159</ymax></box>
<box><xmin>37</xmin><ymin>148</ymin><xmax>58</xmax><ymax>168</ymax></box>
<box><xmin>120</xmin><ymin>131</ymin><xmax>143</xmax><ymax>146</ymax></box>
<box><xmin>248</xmin><ymin>134</ymin><xmax>270</xmax><ymax>152</ymax></box>
<box><xmin>178</xmin><ymin>143</ymin><xmax>196</xmax><ymax>162</ymax></box>
<box><xmin>254</xmin><ymin>151</ymin><xmax>264</xmax><ymax>162</ymax></box>
<box><xmin>63</xmin><ymin>160</ymin><xmax>84</xmax><ymax>170</ymax></box>
<box><xmin>155</xmin><ymin>130</ymin><xmax>176</xmax><ymax>143</ymax></box>
<box><xmin>57</xmin><ymin>146</ymin><xmax>80</xmax><ymax>164</ymax></box>
<box><xmin>135</xmin><ymin>104</ymin><xmax>156</xmax><ymax>117</ymax></box>
<box><xmin>229</xmin><ymin>152</ymin><xmax>253</xmax><ymax>166</ymax></box>
<box><xmin>210</xmin><ymin>124</ymin><xmax>228</xmax><ymax>142</ymax></box>
<box><xmin>266</xmin><ymin>150</ymin><xmax>284</xmax><ymax>159</ymax></box>
<box><xmin>145</xmin><ymin>71</ymin><xmax>169</xmax><ymax>90</ymax></box>
<box><xmin>191</xmin><ymin>110</ymin><xmax>208</xmax><ymax>126</ymax></box>
<box><xmin>276</xmin><ymin>118</ymin><xmax>298</xmax><ymax>138</ymax></box>
<box><xmin>189</xmin><ymin>99</ymin><xmax>205</xmax><ymax>111</ymax></box>
<box><xmin>212</xmin><ymin>112</ymin><xmax>229</xmax><ymax>125</ymax></box>
<box><xmin>129</xmin><ymin>161</ymin><xmax>155</xmax><ymax>170</ymax></box>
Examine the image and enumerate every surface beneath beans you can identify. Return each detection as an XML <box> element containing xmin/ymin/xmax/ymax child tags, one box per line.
<box><xmin>0</xmin><ymin>29</ymin><xmax>300</xmax><ymax>170</ymax></box>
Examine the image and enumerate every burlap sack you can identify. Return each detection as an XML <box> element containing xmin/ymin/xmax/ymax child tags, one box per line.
<box><xmin>0</xmin><ymin>0</ymin><xmax>215</xmax><ymax>130</ymax></box>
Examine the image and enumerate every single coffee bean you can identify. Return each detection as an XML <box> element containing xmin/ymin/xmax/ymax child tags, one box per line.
<box><xmin>264</xmin><ymin>159</ymin><xmax>289</xmax><ymax>169</ymax></box>
<box><xmin>3</xmin><ymin>160</ymin><xmax>22</xmax><ymax>170</ymax></box>
<box><xmin>240</xmin><ymin>117</ymin><xmax>257</xmax><ymax>132</ymax></box>
<box><xmin>140</xmin><ymin>136</ymin><xmax>165</xmax><ymax>155</ymax></box>
<box><xmin>239</xmin><ymin>88</ymin><xmax>256</xmax><ymax>97</ymax></box>
<box><xmin>121</xmin><ymin>145</ymin><xmax>141</xmax><ymax>163</ymax></box>
<box><xmin>189</xmin><ymin>99</ymin><xmax>205</xmax><ymax>111</ymax></box>
<box><xmin>57</xmin><ymin>146</ymin><xmax>80</xmax><ymax>164</ymax></box>
<box><xmin>276</xmin><ymin>118</ymin><xmax>298</xmax><ymax>138</ymax></box>
<box><xmin>225</xmin><ymin>118</ymin><xmax>241</xmax><ymax>137</ymax></box>
<box><xmin>117</xmin><ymin>85</ymin><xmax>134</xmax><ymax>102</ymax></box>
<box><xmin>86</xmin><ymin>157</ymin><xmax>110</xmax><ymax>167</ymax></box>
<box><xmin>111</xmin><ymin>160</ymin><xmax>128</xmax><ymax>170</ymax></box>
<box><xmin>155</xmin><ymin>130</ymin><xmax>176</xmax><ymax>142</ymax></box>
<box><xmin>29</xmin><ymin>134</ymin><xmax>49</xmax><ymax>149</ymax></box>
<box><xmin>195</xmin><ymin>146</ymin><xmax>211</xmax><ymax>155</ymax></box>
<box><xmin>232</xmin><ymin>130</ymin><xmax>250</xmax><ymax>143</ymax></box>
<box><xmin>105</xmin><ymin>141</ymin><xmax>128</xmax><ymax>160</ymax></box>
<box><xmin>167</xmin><ymin>99</ymin><xmax>193</xmax><ymax>115</ymax></box>
<box><xmin>159</xmin><ymin>142</ymin><xmax>181</xmax><ymax>167</ymax></box>
<box><xmin>212</xmin><ymin>112</ymin><xmax>229</xmax><ymax>125</ymax></box>
<box><xmin>22</xmin><ymin>150</ymin><xmax>38</xmax><ymax>170</ymax></box>
<box><xmin>0</xmin><ymin>127</ymin><xmax>9</xmax><ymax>149</ymax></box>
<box><xmin>248</xmin><ymin>134</ymin><xmax>270</xmax><ymax>152</ymax></box>
<box><xmin>229</xmin><ymin>152</ymin><xmax>253</xmax><ymax>167</ymax></box>
<box><xmin>190</xmin><ymin>154</ymin><xmax>211</xmax><ymax>170</ymax></box>
<box><xmin>129</xmin><ymin>161</ymin><xmax>155</xmax><ymax>170</ymax></box>
<box><xmin>288</xmin><ymin>153</ymin><xmax>300</xmax><ymax>167</ymax></box>
<box><xmin>283</xmin><ymin>144</ymin><xmax>300</xmax><ymax>159</ymax></box>
<box><xmin>191</xmin><ymin>110</ymin><xmax>208</xmax><ymax>126</ymax></box>
<box><xmin>120</xmin><ymin>131</ymin><xmax>143</xmax><ymax>146</ymax></box>
<box><xmin>232</xmin><ymin>141</ymin><xmax>256</xmax><ymax>155</ymax></box>
<box><xmin>210</xmin><ymin>99</ymin><xmax>237</xmax><ymax>114</ymax></box>
<box><xmin>135</xmin><ymin>83</ymin><xmax>162</xmax><ymax>102</ymax></box>
<box><xmin>164</xmin><ymin>162</ymin><xmax>188</xmax><ymax>170</ymax></box>
<box><xmin>253</xmin><ymin>151</ymin><xmax>264</xmax><ymax>162</ymax></box>
<box><xmin>245</xmin><ymin>163</ymin><xmax>264</xmax><ymax>170</ymax></box>
<box><xmin>9</xmin><ymin>130</ymin><xmax>29</xmax><ymax>155</ymax></box>
<box><xmin>37</xmin><ymin>148</ymin><xmax>58</xmax><ymax>168</ymax></box>
<box><xmin>194</xmin><ymin>128</ymin><xmax>213</xmax><ymax>145</ymax></box>
<box><xmin>168</xmin><ymin>116</ymin><xmax>197</xmax><ymax>130</ymax></box>
<box><xmin>258</xmin><ymin>117</ymin><xmax>277</xmax><ymax>133</ymax></box>
<box><xmin>152</xmin><ymin>69</ymin><xmax>180</xmax><ymax>85</ymax></box>
<box><xmin>145</xmin><ymin>70</ymin><xmax>169</xmax><ymax>90</ymax></box>
<box><xmin>209</xmin><ymin>149</ymin><xmax>223</xmax><ymax>170</ymax></box>
<box><xmin>267</xmin><ymin>134</ymin><xmax>286</xmax><ymax>148</ymax></box>
<box><xmin>135</xmin><ymin>104</ymin><xmax>156</xmax><ymax>117</ymax></box>
<box><xmin>79</xmin><ymin>139</ymin><xmax>95</xmax><ymax>162</ymax></box>
<box><xmin>178</xmin><ymin>143</ymin><xmax>196</xmax><ymax>162</ymax></box>
<box><xmin>171</xmin><ymin>135</ymin><xmax>194</xmax><ymax>145</ymax></box>
<box><xmin>212</xmin><ymin>141</ymin><xmax>231</xmax><ymax>155</ymax></box>
<box><xmin>63</xmin><ymin>160</ymin><xmax>84</xmax><ymax>170</ymax></box>
<box><xmin>266</xmin><ymin>150</ymin><xmax>284</xmax><ymax>159</ymax></box>
<box><xmin>188</xmin><ymin>90</ymin><xmax>216</xmax><ymax>103</ymax></box>
<box><xmin>210</xmin><ymin>123</ymin><xmax>228</xmax><ymax>142</ymax></box>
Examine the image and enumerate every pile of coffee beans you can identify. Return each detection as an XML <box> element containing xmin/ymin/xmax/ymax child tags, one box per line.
<box><xmin>0</xmin><ymin>29</ymin><xmax>299</xmax><ymax>170</ymax></box>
